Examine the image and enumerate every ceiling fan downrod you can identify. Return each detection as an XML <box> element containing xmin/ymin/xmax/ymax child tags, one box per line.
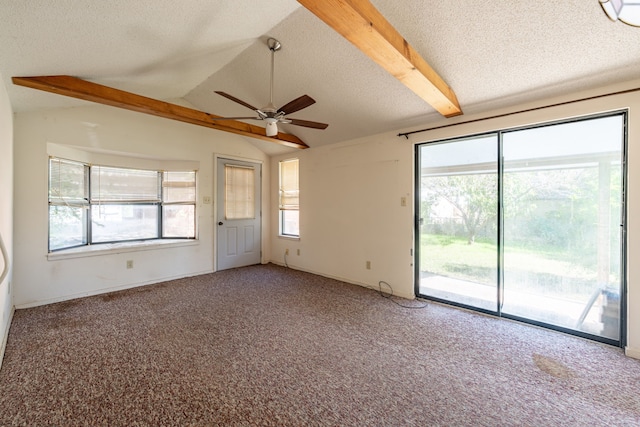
<box><xmin>267</xmin><ymin>38</ymin><xmax>281</xmax><ymax>112</ymax></box>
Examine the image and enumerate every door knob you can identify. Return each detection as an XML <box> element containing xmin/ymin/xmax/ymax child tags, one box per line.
<box><xmin>218</xmin><ymin>222</ymin><xmax>223</xmax><ymax>226</ymax></box>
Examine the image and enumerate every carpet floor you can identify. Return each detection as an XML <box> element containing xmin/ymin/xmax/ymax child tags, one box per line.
<box><xmin>1</xmin><ymin>263</ymin><xmax>639</xmax><ymax>426</ymax></box>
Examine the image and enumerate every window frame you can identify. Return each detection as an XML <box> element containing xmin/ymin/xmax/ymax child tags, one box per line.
<box><xmin>279</xmin><ymin>158</ymin><xmax>300</xmax><ymax>238</ymax></box>
<box><xmin>414</xmin><ymin>109</ymin><xmax>628</xmax><ymax>348</ymax></box>
<box><xmin>48</xmin><ymin>156</ymin><xmax>197</xmax><ymax>252</ymax></box>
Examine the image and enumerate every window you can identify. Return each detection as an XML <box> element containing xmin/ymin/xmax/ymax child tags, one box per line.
<box><xmin>225</xmin><ymin>164</ymin><xmax>255</xmax><ymax>220</ymax></box>
<box><xmin>163</xmin><ymin>171</ymin><xmax>197</xmax><ymax>238</ymax></box>
<box><xmin>279</xmin><ymin>158</ymin><xmax>299</xmax><ymax>237</ymax></box>
<box><xmin>49</xmin><ymin>157</ymin><xmax>196</xmax><ymax>251</ymax></box>
<box><xmin>49</xmin><ymin>158</ymin><xmax>89</xmax><ymax>250</ymax></box>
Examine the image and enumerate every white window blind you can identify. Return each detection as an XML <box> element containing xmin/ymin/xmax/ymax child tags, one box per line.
<box><xmin>91</xmin><ymin>166</ymin><xmax>160</xmax><ymax>202</ymax></box>
<box><xmin>162</xmin><ymin>171</ymin><xmax>197</xmax><ymax>238</ymax></box>
<box><xmin>279</xmin><ymin>158</ymin><xmax>299</xmax><ymax>237</ymax></box>
<box><xmin>163</xmin><ymin>171</ymin><xmax>196</xmax><ymax>203</ymax></box>
<box><xmin>49</xmin><ymin>158</ymin><xmax>88</xmax><ymax>205</ymax></box>
<box><xmin>279</xmin><ymin>159</ymin><xmax>299</xmax><ymax>210</ymax></box>
<box><xmin>225</xmin><ymin>164</ymin><xmax>255</xmax><ymax>220</ymax></box>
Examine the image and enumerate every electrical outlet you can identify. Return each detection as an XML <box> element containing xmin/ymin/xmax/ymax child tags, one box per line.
<box><xmin>203</xmin><ymin>196</ymin><xmax>212</xmax><ymax>204</ymax></box>
<box><xmin>366</xmin><ymin>260</ymin><xmax>371</xmax><ymax>270</ymax></box>
<box><xmin>126</xmin><ymin>260</ymin><xmax>133</xmax><ymax>269</ymax></box>
<box><xmin>285</xmin><ymin>249</ymin><xmax>289</xmax><ymax>256</ymax></box>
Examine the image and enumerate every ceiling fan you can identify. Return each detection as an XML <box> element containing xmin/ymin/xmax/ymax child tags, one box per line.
<box><xmin>211</xmin><ymin>38</ymin><xmax>328</xmax><ymax>137</ymax></box>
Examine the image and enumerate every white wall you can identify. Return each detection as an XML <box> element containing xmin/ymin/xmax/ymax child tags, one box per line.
<box><xmin>13</xmin><ymin>104</ymin><xmax>270</xmax><ymax>307</ymax></box>
<box><xmin>271</xmin><ymin>135</ymin><xmax>415</xmax><ymax>298</ymax></box>
<box><xmin>0</xmin><ymin>73</ymin><xmax>14</xmax><ymax>366</ymax></box>
<box><xmin>270</xmin><ymin>79</ymin><xmax>640</xmax><ymax>357</ymax></box>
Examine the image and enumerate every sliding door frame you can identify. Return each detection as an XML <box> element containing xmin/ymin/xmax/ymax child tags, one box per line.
<box><xmin>414</xmin><ymin>110</ymin><xmax>628</xmax><ymax>347</ymax></box>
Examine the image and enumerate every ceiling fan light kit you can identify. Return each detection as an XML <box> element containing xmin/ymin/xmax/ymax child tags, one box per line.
<box><xmin>212</xmin><ymin>38</ymin><xmax>328</xmax><ymax>137</ymax></box>
<box><xmin>600</xmin><ymin>0</ymin><xmax>640</xmax><ymax>26</ymax></box>
<box><xmin>265</xmin><ymin>119</ymin><xmax>278</xmax><ymax>136</ymax></box>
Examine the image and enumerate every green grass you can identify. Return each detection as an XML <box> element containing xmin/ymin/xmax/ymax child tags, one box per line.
<box><xmin>422</xmin><ymin>234</ymin><xmax>497</xmax><ymax>284</ymax></box>
<box><xmin>420</xmin><ymin>234</ymin><xmax>603</xmax><ymax>297</ymax></box>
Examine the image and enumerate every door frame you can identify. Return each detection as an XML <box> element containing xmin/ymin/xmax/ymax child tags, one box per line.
<box><xmin>213</xmin><ymin>154</ymin><xmax>265</xmax><ymax>271</ymax></box>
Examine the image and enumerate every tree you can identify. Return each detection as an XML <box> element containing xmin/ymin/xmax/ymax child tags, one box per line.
<box><xmin>424</xmin><ymin>173</ymin><xmax>496</xmax><ymax>244</ymax></box>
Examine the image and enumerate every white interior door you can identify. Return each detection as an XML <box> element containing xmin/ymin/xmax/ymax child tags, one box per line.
<box><xmin>216</xmin><ymin>158</ymin><xmax>261</xmax><ymax>270</ymax></box>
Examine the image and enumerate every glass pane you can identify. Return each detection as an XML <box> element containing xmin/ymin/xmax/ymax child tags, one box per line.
<box><xmin>49</xmin><ymin>158</ymin><xmax>87</xmax><ymax>203</ymax></box>
<box><xmin>417</xmin><ymin>135</ymin><xmax>498</xmax><ymax>311</ymax></box>
<box><xmin>163</xmin><ymin>171</ymin><xmax>196</xmax><ymax>203</ymax></box>
<box><xmin>91</xmin><ymin>166</ymin><xmax>159</xmax><ymax>202</ymax></box>
<box><xmin>281</xmin><ymin>209</ymin><xmax>299</xmax><ymax>236</ymax></box>
<box><xmin>502</xmin><ymin>115</ymin><xmax>623</xmax><ymax>341</ymax></box>
<box><xmin>49</xmin><ymin>205</ymin><xmax>87</xmax><ymax>250</ymax></box>
<box><xmin>91</xmin><ymin>204</ymin><xmax>158</xmax><ymax>242</ymax></box>
<box><xmin>163</xmin><ymin>205</ymin><xmax>195</xmax><ymax>238</ymax></box>
<box><xmin>225</xmin><ymin>165</ymin><xmax>255</xmax><ymax>219</ymax></box>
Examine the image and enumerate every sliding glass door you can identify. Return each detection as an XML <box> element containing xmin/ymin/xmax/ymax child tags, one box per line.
<box><xmin>501</xmin><ymin>116</ymin><xmax>625</xmax><ymax>341</ymax></box>
<box><xmin>416</xmin><ymin>135</ymin><xmax>498</xmax><ymax>312</ymax></box>
<box><xmin>416</xmin><ymin>112</ymin><xmax>626</xmax><ymax>344</ymax></box>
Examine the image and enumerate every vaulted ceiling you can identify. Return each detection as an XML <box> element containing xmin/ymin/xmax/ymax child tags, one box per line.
<box><xmin>2</xmin><ymin>1</ymin><xmax>639</xmax><ymax>154</ymax></box>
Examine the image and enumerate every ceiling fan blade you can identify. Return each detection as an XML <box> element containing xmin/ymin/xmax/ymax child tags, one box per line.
<box><xmin>210</xmin><ymin>116</ymin><xmax>261</xmax><ymax>121</ymax></box>
<box><xmin>215</xmin><ymin>91</ymin><xmax>259</xmax><ymax>112</ymax></box>
<box><xmin>278</xmin><ymin>94</ymin><xmax>316</xmax><ymax>115</ymax></box>
<box><xmin>287</xmin><ymin>118</ymin><xmax>329</xmax><ymax>130</ymax></box>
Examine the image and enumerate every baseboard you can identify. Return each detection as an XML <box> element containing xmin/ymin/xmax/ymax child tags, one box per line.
<box><xmin>272</xmin><ymin>261</ymin><xmax>416</xmax><ymax>300</ymax></box>
<box><xmin>625</xmin><ymin>346</ymin><xmax>640</xmax><ymax>360</ymax></box>
<box><xmin>0</xmin><ymin>305</ymin><xmax>15</xmax><ymax>372</ymax></box>
<box><xmin>15</xmin><ymin>269</ymin><xmax>214</xmax><ymax>309</ymax></box>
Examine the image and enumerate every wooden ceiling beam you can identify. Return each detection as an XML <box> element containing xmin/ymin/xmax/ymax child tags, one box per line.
<box><xmin>12</xmin><ymin>75</ymin><xmax>309</xmax><ymax>149</ymax></box>
<box><xmin>297</xmin><ymin>0</ymin><xmax>462</xmax><ymax>118</ymax></box>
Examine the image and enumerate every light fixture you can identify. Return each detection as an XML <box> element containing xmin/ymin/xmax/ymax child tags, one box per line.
<box><xmin>600</xmin><ymin>0</ymin><xmax>640</xmax><ymax>27</ymax></box>
<box><xmin>265</xmin><ymin>119</ymin><xmax>278</xmax><ymax>137</ymax></box>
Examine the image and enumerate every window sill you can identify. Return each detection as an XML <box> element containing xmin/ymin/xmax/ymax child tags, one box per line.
<box><xmin>47</xmin><ymin>239</ymin><xmax>199</xmax><ymax>261</ymax></box>
<box><xmin>278</xmin><ymin>235</ymin><xmax>300</xmax><ymax>241</ymax></box>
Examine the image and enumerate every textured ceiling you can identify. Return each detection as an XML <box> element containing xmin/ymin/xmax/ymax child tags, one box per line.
<box><xmin>1</xmin><ymin>1</ymin><xmax>640</xmax><ymax>152</ymax></box>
